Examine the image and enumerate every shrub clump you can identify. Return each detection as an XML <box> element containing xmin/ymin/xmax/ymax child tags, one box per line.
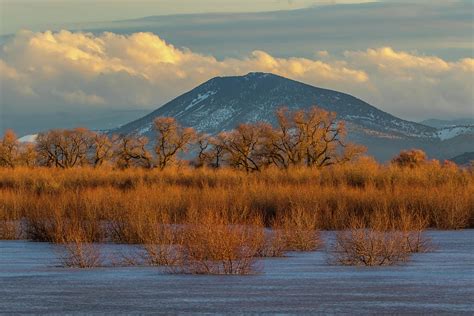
<box><xmin>57</xmin><ymin>227</ymin><xmax>103</xmax><ymax>268</ymax></box>
<box><xmin>273</xmin><ymin>208</ymin><xmax>322</xmax><ymax>252</ymax></box>
<box><xmin>330</xmin><ymin>211</ymin><xmax>432</xmax><ymax>266</ymax></box>
<box><xmin>171</xmin><ymin>211</ymin><xmax>264</xmax><ymax>275</ymax></box>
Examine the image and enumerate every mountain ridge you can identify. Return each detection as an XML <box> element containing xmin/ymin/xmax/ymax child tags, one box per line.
<box><xmin>111</xmin><ymin>72</ymin><xmax>473</xmax><ymax>161</ymax></box>
<box><xmin>420</xmin><ymin>118</ymin><xmax>474</xmax><ymax>129</ymax></box>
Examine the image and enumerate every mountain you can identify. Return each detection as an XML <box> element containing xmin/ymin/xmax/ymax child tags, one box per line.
<box><xmin>434</xmin><ymin>125</ymin><xmax>474</xmax><ymax>141</ymax></box>
<box><xmin>111</xmin><ymin>72</ymin><xmax>473</xmax><ymax>161</ymax></box>
<box><xmin>2</xmin><ymin>108</ymin><xmax>150</xmax><ymax>138</ymax></box>
<box><xmin>420</xmin><ymin>118</ymin><xmax>474</xmax><ymax>128</ymax></box>
<box><xmin>449</xmin><ymin>152</ymin><xmax>474</xmax><ymax>166</ymax></box>
<box><xmin>18</xmin><ymin>134</ymin><xmax>38</xmax><ymax>143</ymax></box>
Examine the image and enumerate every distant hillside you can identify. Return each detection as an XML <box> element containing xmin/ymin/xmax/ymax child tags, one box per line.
<box><xmin>449</xmin><ymin>152</ymin><xmax>474</xmax><ymax>166</ymax></box>
<box><xmin>420</xmin><ymin>118</ymin><xmax>474</xmax><ymax>128</ymax></box>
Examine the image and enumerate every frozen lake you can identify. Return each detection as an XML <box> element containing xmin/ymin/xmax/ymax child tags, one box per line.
<box><xmin>1</xmin><ymin>231</ymin><xmax>473</xmax><ymax>314</ymax></box>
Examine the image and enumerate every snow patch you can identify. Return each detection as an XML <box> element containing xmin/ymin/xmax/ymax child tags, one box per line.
<box><xmin>18</xmin><ymin>134</ymin><xmax>38</xmax><ymax>143</ymax></box>
<box><xmin>195</xmin><ymin>106</ymin><xmax>236</xmax><ymax>131</ymax></box>
<box><xmin>435</xmin><ymin>126</ymin><xmax>474</xmax><ymax>141</ymax></box>
<box><xmin>244</xmin><ymin>72</ymin><xmax>269</xmax><ymax>79</ymax></box>
<box><xmin>185</xmin><ymin>91</ymin><xmax>217</xmax><ymax>111</ymax></box>
<box><xmin>344</xmin><ymin>114</ymin><xmax>375</xmax><ymax>122</ymax></box>
<box><xmin>136</xmin><ymin>122</ymin><xmax>153</xmax><ymax>135</ymax></box>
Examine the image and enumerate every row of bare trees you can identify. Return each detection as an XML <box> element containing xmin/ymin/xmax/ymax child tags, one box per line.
<box><xmin>0</xmin><ymin>107</ymin><xmax>365</xmax><ymax>170</ymax></box>
<box><xmin>194</xmin><ymin>107</ymin><xmax>365</xmax><ymax>171</ymax></box>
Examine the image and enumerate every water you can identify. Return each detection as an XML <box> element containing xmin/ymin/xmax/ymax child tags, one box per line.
<box><xmin>1</xmin><ymin>231</ymin><xmax>473</xmax><ymax>314</ymax></box>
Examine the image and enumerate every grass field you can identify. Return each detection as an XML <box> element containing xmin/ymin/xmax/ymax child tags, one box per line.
<box><xmin>0</xmin><ymin>159</ymin><xmax>472</xmax><ymax>271</ymax></box>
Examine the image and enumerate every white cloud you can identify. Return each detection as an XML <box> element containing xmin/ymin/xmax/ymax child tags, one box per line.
<box><xmin>1</xmin><ymin>30</ymin><xmax>472</xmax><ymax>120</ymax></box>
<box><xmin>342</xmin><ymin>47</ymin><xmax>474</xmax><ymax>118</ymax></box>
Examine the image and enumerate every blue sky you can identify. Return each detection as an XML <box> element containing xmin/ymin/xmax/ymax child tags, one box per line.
<box><xmin>0</xmin><ymin>0</ymin><xmax>473</xmax><ymax>135</ymax></box>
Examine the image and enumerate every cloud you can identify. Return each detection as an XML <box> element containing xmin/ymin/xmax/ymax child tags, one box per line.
<box><xmin>342</xmin><ymin>47</ymin><xmax>474</xmax><ymax>118</ymax></box>
<box><xmin>1</xmin><ymin>30</ymin><xmax>472</xmax><ymax>120</ymax></box>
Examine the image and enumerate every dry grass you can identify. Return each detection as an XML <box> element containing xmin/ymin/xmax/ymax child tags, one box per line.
<box><xmin>0</xmin><ymin>220</ymin><xmax>21</xmax><ymax>240</ymax></box>
<box><xmin>0</xmin><ymin>160</ymin><xmax>470</xmax><ymax>271</ymax></box>
<box><xmin>0</xmin><ymin>160</ymin><xmax>471</xmax><ymax>239</ymax></box>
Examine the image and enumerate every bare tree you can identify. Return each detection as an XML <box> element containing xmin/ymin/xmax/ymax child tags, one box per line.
<box><xmin>261</xmin><ymin>109</ymin><xmax>302</xmax><ymax>169</ymax></box>
<box><xmin>195</xmin><ymin>133</ymin><xmax>226</xmax><ymax>168</ymax></box>
<box><xmin>294</xmin><ymin>107</ymin><xmax>343</xmax><ymax>167</ymax></box>
<box><xmin>153</xmin><ymin>117</ymin><xmax>196</xmax><ymax>170</ymax></box>
<box><xmin>114</xmin><ymin>135</ymin><xmax>152</xmax><ymax>169</ymax></box>
<box><xmin>221</xmin><ymin>123</ymin><xmax>269</xmax><ymax>172</ymax></box>
<box><xmin>194</xmin><ymin>133</ymin><xmax>212</xmax><ymax>167</ymax></box>
<box><xmin>0</xmin><ymin>130</ymin><xmax>20</xmax><ymax>168</ymax></box>
<box><xmin>18</xmin><ymin>142</ymin><xmax>37</xmax><ymax>167</ymax></box>
<box><xmin>263</xmin><ymin>107</ymin><xmax>364</xmax><ymax>168</ymax></box>
<box><xmin>36</xmin><ymin>128</ymin><xmax>93</xmax><ymax>168</ymax></box>
<box><xmin>89</xmin><ymin>133</ymin><xmax>114</xmax><ymax>167</ymax></box>
<box><xmin>207</xmin><ymin>135</ymin><xmax>226</xmax><ymax>168</ymax></box>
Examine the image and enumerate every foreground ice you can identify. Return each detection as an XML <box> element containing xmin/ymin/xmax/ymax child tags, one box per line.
<box><xmin>0</xmin><ymin>231</ymin><xmax>473</xmax><ymax>314</ymax></box>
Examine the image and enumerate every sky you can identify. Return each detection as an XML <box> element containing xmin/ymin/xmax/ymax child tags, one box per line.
<box><xmin>0</xmin><ymin>0</ymin><xmax>473</xmax><ymax>135</ymax></box>
<box><xmin>0</xmin><ymin>0</ymin><xmax>377</xmax><ymax>35</ymax></box>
